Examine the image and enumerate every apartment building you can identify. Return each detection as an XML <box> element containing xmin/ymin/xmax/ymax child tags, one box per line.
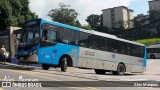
<box><xmin>102</xmin><ymin>6</ymin><xmax>134</xmax><ymax>29</ymax></box>
<box><xmin>149</xmin><ymin>0</ymin><xmax>160</xmax><ymax>11</ymax></box>
<box><xmin>134</xmin><ymin>14</ymin><xmax>149</xmax><ymax>26</ymax></box>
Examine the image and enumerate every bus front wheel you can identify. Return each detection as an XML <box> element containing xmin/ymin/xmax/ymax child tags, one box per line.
<box><xmin>60</xmin><ymin>57</ymin><xmax>67</xmax><ymax>72</ymax></box>
<box><xmin>94</xmin><ymin>69</ymin><xmax>106</xmax><ymax>75</ymax></box>
<box><xmin>42</xmin><ymin>64</ymin><xmax>50</xmax><ymax>70</ymax></box>
<box><xmin>113</xmin><ymin>64</ymin><xmax>125</xmax><ymax>75</ymax></box>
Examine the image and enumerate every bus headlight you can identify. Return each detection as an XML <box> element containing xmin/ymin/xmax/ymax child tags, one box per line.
<box><xmin>32</xmin><ymin>50</ymin><xmax>37</xmax><ymax>54</ymax></box>
<box><xmin>30</xmin><ymin>50</ymin><xmax>37</xmax><ymax>56</ymax></box>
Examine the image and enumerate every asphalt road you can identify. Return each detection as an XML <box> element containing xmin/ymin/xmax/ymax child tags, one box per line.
<box><xmin>0</xmin><ymin>59</ymin><xmax>160</xmax><ymax>90</ymax></box>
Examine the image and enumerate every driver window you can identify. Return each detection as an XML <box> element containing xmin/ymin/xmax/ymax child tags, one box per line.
<box><xmin>42</xmin><ymin>29</ymin><xmax>56</xmax><ymax>43</ymax></box>
<box><xmin>42</xmin><ymin>29</ymin><xmax>47</xmax><ymax>41</ymax></box>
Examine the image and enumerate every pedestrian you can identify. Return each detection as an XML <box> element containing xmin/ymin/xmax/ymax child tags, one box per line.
<box><xmin>0</xmin><ymin>45</ymin><xmax>6</xmax><ymax>64</ymax></box>
<box><xmin>0</xmin><ymin>48</ymin><xmax>2</xmax><ymax>63</ymax></box>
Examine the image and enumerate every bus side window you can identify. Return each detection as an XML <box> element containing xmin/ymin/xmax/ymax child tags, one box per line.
<box><xmin>74</xmin><ymin>31</ymin><xmax>79</xmax><ymax>45</ymax></box>
<box><xmin>158</xmin><ymin>48</ymin><xmax>160</xmax><ymax>53</ymax></box>
<box><xmin>42</xmin><ymin>29</ymin><xmax>56</xmax><ymax>43</ymax></box>
<box><xmin>131</xmin><ymin>45</ymin><xmax>139</xmax><ymax>57</ymax></box>
<box><xmin>139</xmin><ymin>46</ymin><xmax>144</xmax><ymax>58</ymax></box>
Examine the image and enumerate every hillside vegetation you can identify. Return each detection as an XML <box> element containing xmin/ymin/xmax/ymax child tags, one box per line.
<box><xmin>135</xmin><ymin>38</ymin><xmax>160</xmax><ymax>46</ymax></box>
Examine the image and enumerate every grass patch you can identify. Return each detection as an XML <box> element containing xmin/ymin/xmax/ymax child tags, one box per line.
<box><xmin>135</xmin><ymin>38</ymin><xmax>160</xmax><ymax>46</ymax></box>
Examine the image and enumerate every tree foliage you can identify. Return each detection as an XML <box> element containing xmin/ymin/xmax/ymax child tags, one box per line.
<box><xmin>86</xmin><ymin>14</ymin><xmax>109</xmax><ymax>32</ymax></box>
<box><xmin>0</xmin><ymin>0</ymin><xmax>38</xmax><ymax>31</ymax></box>
<box><xmin>48</xmin><ymin>3</ymin><xmax>79</xmax><ymax>26</ymax></box>
<box><xmin>149</xmin><ymin>10</ymin><xmax>160</xmax><ymax>23</ymax></box>
<box><xmin>81</xmin><ymin>24</ymin><xmax>92</xmax><ymax>30</ymax></box>
<box><xmin>86</xmin><ymin>9</ymin><xmax>160</xmax><ymax>41</ymax></box>
<box><xmin>86</xmin><ymin>14</ymin><xmax>102</xmax><ymax>30</ymax></box>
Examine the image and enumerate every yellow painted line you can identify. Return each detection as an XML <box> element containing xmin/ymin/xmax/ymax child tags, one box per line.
<box><xmin>34</xmin><ymin>70</ymin><xmax>96</xmax><ymax>81</ymax></box>
<box><xmin>0</xmin><ymin>69</ymin><xmax>99</xmax><ymax>90</ymax></box>
<box><xmin>34</xmin><ymin>70</ymin><xmax>91</xmax><ymax>81</ymax></box>
<box><xmin>0</xmin><ymin>88</ymin><xmax>3</xmax><ymax>90</ymax></box>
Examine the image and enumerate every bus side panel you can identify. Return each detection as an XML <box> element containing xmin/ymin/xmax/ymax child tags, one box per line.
<box><xmin>98</xmin><ymin>51</ymin><xmax>117</xmax><ymax>71</ymax></box>
<box><xmin>38</xmin><ymin>43</ymin><xmax>80</xmax><ymax>65</ymax></box>
<box><xmin>78</xmin><ymin>47</ymin><xmax>97</xmax><ymax>68</ymax></box>
<box><xmin>130</xmin><ymin>56</ymin><xmax>144</xmax><ymax>72</ymax></box>
<box><xmin>115</xmin><ymin>54</ymin><xmax>131</xmax><ymax>72</ymax></box>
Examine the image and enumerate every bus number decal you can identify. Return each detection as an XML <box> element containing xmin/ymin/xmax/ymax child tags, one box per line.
<box><xmin>82</xmin><ymin>51</ymin><xmax>95</xmax><ymax>56</ymax></box>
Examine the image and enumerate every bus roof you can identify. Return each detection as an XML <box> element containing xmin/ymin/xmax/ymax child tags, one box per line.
<box><xmin>41</xmin><ymin>18</ymin><xmax>144</xmax><ymax>46</ymax></box>
<box><xmin>147</xmin><ymin>44</ymin><xmax>160</xmax><ymax>48</ymax></box>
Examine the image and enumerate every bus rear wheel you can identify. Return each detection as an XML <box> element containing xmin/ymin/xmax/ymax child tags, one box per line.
<box><xmin>150</xmin><ymin>54</ymin><xmax>155</xmax><ymax>59</ymax></box>
<box><xmin>60</xmin><ymin>57</ymin><xmax>67</xmax><ymax>72</ymax></box>
<box><xmin>42</xmin><ymin>64</ymin><xmax>50</xmax><ymax>70</ymax></box>
<box><xmin>94</xmin><ymin>69</ymin><xmax>106</xmax><ymax>75</ymax></box>
<box><xmin>113</xmin><ymin>64</ymin><xmax>125</xmax><ymax>75</ymax></box>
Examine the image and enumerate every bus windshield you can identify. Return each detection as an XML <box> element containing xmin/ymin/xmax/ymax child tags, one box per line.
<box><xmin>20</xmin><ymin>27</ymin><xmax>40</xmax><ymax>45</ymax></box>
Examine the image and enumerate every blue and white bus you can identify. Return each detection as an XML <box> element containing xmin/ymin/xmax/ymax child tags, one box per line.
<box><xmin>17</xmin><ymin>18</ymin><xmax>147</xmax><ymax>75</ymax></box>
<box><xmin>147</xmin><ymin>44</ymin><xmax>160</xmax><ymax>59</ymax></box>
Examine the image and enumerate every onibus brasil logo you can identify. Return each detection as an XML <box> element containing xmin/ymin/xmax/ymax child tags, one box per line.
<box><xmin>2</xmin><ymin>75</ymin><xmax>42</xmax><ymax>87</ymax></box>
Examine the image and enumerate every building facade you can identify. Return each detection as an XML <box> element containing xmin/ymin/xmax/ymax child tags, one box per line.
<box><xmin>134</xmin><ymin>14</ymin><xmax>149</xmax><ymax>26</ymax></box>
<box><xmin>102</xmin><ymin>6</ymin><xmax>134</xmax><ymax>29</ymax></box>
<box><xmin>149</xmin><ymin>0</ymin><xmax>160</xmax><ymax>11</ymax></box>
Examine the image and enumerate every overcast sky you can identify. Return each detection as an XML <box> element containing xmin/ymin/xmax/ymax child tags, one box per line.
<box><xmin>29</xmin><ymin>0</ymin><xmax>149</xmax><ymax>24</ymax></box>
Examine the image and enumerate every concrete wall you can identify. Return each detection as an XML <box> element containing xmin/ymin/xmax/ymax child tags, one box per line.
<box><xmin>149</xmin><ymin>0</ymin><xmax>160</xmax><ymax>11</ymax></box>
<box><xmin>10</xmin><ymin>26</ymin><xmax>21</xmax><ymax>57</ymax></box>
<box><xmin>102</xmin><ymin>9</ymin><xmax>112</xmax><ymax>28</ymax></box>
<box><xmin>114</xmin><ymin>7</ymin><xmax>123</xmax><ymax>22</ymax></box>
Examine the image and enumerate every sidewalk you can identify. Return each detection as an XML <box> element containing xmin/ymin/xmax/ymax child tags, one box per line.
<box><xmin>0</xmin><ymin>61</ymin><xmax>35</xmax><ymax>70</ymax></box>
<box><xmin>144</xmin><ymin>59</ymin><xmax>160</xmax><ymax>75</ymax></box>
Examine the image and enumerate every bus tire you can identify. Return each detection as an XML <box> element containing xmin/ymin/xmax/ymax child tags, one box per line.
<box><xmin>42</xmin><ymin>64</ymin><xmax>50</xmax><ymax>70</ymax></box>
<box><xmin>150</xmin><ymin>54</ymin><xmax>155</xmax><ymax>59</ymax></box>
<box><xmin>61</xmin><ymin>57</ymin><xmax>67</xmax><ymax>72</ymax></box>
<box><xmin>94</xmin><ymin>69</ymin><xmax>106</xmax><ymax>75</ymax></box>
<box><xmin>113</xmin><ymin>64</ymin><xmax>125</xmax><ymax>75</ymax></box>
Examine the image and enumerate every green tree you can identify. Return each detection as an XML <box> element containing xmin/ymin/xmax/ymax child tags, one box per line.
<box><xmin>149</xmin><ymin>10</ymin><xmax>160</xmax><ymax>23</ymax></box>
<box><xmin>0</xmin><ymin>0</ymin><xmax>38</xmax><ymax>31</ymax></box>
<box><xmin>81</xmin><ymin>24</ymin><xmax>91</xmax><ymax>30</ymax></box>
<box><xmin>48</xmin><ymin>3</ymin><xmax>79</xmax><ymax>26</ymax></box>
<box><xmin>75</xmin><ymin>20</ymin><xmax>81</xmax><ymax>28</ymax></box>
<box><xmin>86</xmin><ymin>14</ymin><xmax>101</xmax><ymax>30</ymax></box>
<box><xmin>86</xmin><ymin>14</ymin><xmax>109</xmax><ymax>33</ymax></box>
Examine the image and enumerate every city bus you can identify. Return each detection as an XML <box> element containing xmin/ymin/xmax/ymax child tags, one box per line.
<box><xmin>17</xmin><ymin>18</ymin><xmax>147</xmax><ymax>75</ymax></box>
<box><xmin>147</xmin><ymin>44</ymin><xmax>160</xmax><ymax>59</ymax></box>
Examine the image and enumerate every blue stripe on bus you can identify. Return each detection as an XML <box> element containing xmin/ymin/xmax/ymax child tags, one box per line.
<box><xmin>40</xmin><ymin>19</ymin><xmax>81</xmax><ymax>31</ymax></box>
<box><xmin>143</xmin><ymin>45</ymin><xmax>147</xmax><ymax>67</ymax></box>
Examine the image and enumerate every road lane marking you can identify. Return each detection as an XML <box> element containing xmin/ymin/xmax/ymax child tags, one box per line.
<box><xmin>0</xmin><ymin>88</ymin><xmax>3</xmax><ymax>90</ymax></box>
<box><xmin>0</xmin><ymin>69</ymin><xmax>99</xmax><ymax>90</ymax></box>
<box><xmin>33</xmin><ymin>70</ymin><xmax>94</xmax><ymax>81</ymax></box>
<box><xmin>0</xmin><ymin>69</ymin><xmax>159</xmax><ymax>90</ymax></box>
<box><xmin>147</xmin><ymin>60</ymin><xmax>154</xmax><ymax>63</ymax></box>
<box><xmin>34</xmin><ymin>70</ymin><xmax>99</xmax><ymax>81</ymax></box>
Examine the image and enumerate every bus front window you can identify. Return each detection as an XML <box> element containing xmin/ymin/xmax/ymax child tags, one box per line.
<box><xmin>20</xmin><ymin>27</ymin><xmax>39</xmax><ymax>45</ymax></box>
